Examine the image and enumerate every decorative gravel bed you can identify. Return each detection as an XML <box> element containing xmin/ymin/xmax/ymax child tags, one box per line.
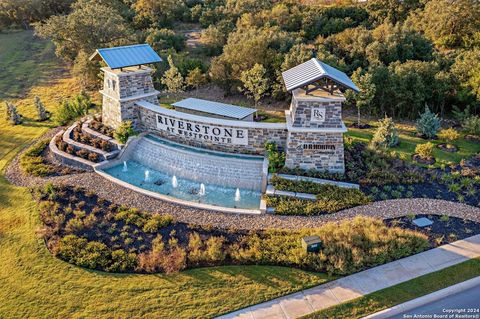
<box><xmin>6</xmin><ymin>131</ymin><xmax>480</xmax><ymax>230</ymax></box>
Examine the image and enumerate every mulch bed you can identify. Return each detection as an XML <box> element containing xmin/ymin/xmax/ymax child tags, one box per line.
<box><xmin>349</xmin><ymin>123</ymin><xmax>372</xmax><ymax>129</ymax></box>
<box><xmin>412</xmin><ymin>154</ymin><xmax>435</xmax><ymax>165</ymax></box>
<box><xmin>465</xmin><ymin>135</ymin><xmax>480</xmax><ymax>143</ymax></box>
<box><xmin>384</xmin><ymin>214</ymin><xmax>480</xmax><ymax>247</ymax></box>
<box><xmin>437</xmin><ymin>143</ymin><xmax>458</xmax><ymax>153</ymax></box>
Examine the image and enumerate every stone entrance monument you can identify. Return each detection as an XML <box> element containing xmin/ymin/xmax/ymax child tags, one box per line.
<box><xmin>282</xmin><ymin>58</ymin><xmax>359</xmax><ymax>173</ymax></box>
<box><xmin>91</xmin><ymin>45</ymin><xmax>359</xmax><ymax>174</ymax></box>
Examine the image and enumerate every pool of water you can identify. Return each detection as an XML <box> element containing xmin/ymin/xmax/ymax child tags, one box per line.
<box><xmin>103</xmin><ymin>160</ymin><xmax>262</xmax><ymax>209</ymax></box>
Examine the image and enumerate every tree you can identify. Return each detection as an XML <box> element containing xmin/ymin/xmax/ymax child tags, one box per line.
<box><xmin>34</xmin><ymin>96</ymin><xmax>49</xmax><ymax>121</ymax></box>
<box><xmin>367</xmin><ymin>0</ymin><xmax>423</xmax><ymax>25</ymax></box>
<box><xmin>451</xmin><ymin>49</ymin><xmax>480</xmax><ymax>100</ymax></box>
<box><xmin>133</xmin><ymin>0</ymin><xmax>186</xmax><ymax>28</ymax></box>
<box><xmin>72</xmin><ymin>50</ymin><xmax>100</xmax><ymax>89</ymax></box>
<box><xmin>146</xmin><ymin>28</ymin><xmax>186</xmax><ymax>52</ymax></box>
<box><xmin>35</xmin><ymin>1</ymin><xmax>132</xmax><ymax>62</ymax></box>
<box><xmin>407</xmin><ymin>0</ymin><xmax>480</xmax><ymax>48</ymax></box>
<box><xmin>416</xmin><ymin>105</ymin><xmax>441</xmax><ymax>139</ymax></box>
<box><xmin>350</xmin><ymin>69</ymin><xmax>376</xmax><ymax>126</ymax></box>
<box><xmin>370</xmin><ymin>116</ymin><xmax>399</xmax><ymax>149</ymax></box>
<box><xmin>200</xmin><ymin>25</ymin><xmax>227</xmax><ymax>56</ymax></box>
<box><xmin>0</xmin><ymin>0</ymin><xmax>73</xmax><ymax>30</ymax></box>
<box><xmin>240</xmin><ymin>64</ymin><xmax>269</xmax><ymax>107</ymax></box>
<box><xmin>186</xmin><ymin>67</ymin><xmax>207</xmax><ymax>96</ymax></box>
<box><xmin>161</xmin><ymin>55</ymin><xmax>185</xmax><ymax>93</ymax></box>
<box><xmin>5</xmin><ymin>102</ymin><xmax>22</xmax><ymax>125</ymax></box>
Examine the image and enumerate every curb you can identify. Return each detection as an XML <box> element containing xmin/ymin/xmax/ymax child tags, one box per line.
<box><xmin>362</xmin><ymin>275</ymin><xmax>480</xmax><ymax>319</ymax></box>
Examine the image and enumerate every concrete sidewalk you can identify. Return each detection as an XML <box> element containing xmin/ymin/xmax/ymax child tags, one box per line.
<box><xmin>217</xmin><ymin>234</ymin><xmax>480</xmax><ymax>319</ymax></box>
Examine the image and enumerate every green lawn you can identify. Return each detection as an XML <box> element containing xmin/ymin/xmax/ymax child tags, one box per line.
<box><xmin>345</xmin><ymin>119</ymin><xmax>480</xmax><ymax>167</ymax></box>
<box><xmin>0</xmin><ymin>30</ymin><xmax>65</xmax><ymax>99</ymax></box>
<box><xmin>0</xmin><ymin>31</ymin><xmax>330</xmax><ymax>319</ymax></box>
<box><xmin>302</xmin><ymin>258</ymin><xmax>480</xmax><ymax>319</ymax></box>
<box><xmin>0</xmin><ymin>138</ymin><xmax>328</xmax><ymax>319</ymax></box>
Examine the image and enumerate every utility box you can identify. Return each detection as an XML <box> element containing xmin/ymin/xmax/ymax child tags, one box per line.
<box><xmin>301</xmin><ymin>236</ymin><xmax>322</xmax><ymax>253</ymax></box>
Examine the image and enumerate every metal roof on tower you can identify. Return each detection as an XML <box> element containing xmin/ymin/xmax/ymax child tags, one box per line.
<box><xmin>89</xmin><ymin>44</ymin><xmax>162</xmax><ymax>69</ymax></box>
<box><xmin>282</xmin><ymin>58</ymin><xmax>360</xmax><ymax>93</ymax></box>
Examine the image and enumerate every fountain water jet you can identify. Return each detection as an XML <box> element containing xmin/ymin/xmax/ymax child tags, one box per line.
<box><xmin>144</xmin><ymin>170</ymin><xmax>150</xmax><ymax>182</ymax></box>
<box><xmin>172</xmin><ymin>175</ymin><xmax>178</xmax><ymax>188</ymax></box>
<box><xmin>235</xmin><ymin>188</ymin><xmax>241</xmax><ymax>202</ymax></box>
<box><xmin>199</xmin><ymin>183</ymin><xmax>206</xmax><ymax>196</ymax></box>
<box><xmin>122</xmin><ymin>161</ymin><xmax>128</xmax><ymax>172</ymax></box>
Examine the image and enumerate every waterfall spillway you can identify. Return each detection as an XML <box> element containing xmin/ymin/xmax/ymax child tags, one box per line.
<box><xmin>144</xmin><ymin>170</ymin><xmax>150</xmax><ymax>182</ymax></box>
<box><xmin>235</xmin><ymin>188</ymin><xmax>241</xmax><ymax>202</ymax></box>
<box><xmin>122</xmin><ymin>161</ymin><xmax>128</xmax><ymax>172</ymax></box>
<box><xmin>131</xmin><ymin>135</ymin><xmax>264</xmax><ymax>191</ymax></box>
<box><xmin>199</xmin><ymin>183</ymin><xmax>206</xmax><ymax>196</ymax></box>
<box><xmin>172</xmin><ymin>175</ymin><xmax>178</xmax><ymax>188</ymax></box>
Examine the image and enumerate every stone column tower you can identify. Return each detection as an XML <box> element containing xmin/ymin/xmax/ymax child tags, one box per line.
<box><xmin>100</xmin><ymin>66</ymin><xmax>160</xmax><ymax>129</ymax></box>
<box><xmin>89</xmin><ymin>44</ymin><xmax>162</xmax><ymax>129</ymax></box>
<box><xmin>282</xmin><ymin>58</ymin><xmax>359</xmax><ymax>173</ymax></box>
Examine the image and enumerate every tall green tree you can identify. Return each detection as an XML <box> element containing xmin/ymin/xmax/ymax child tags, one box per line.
<box><xmin>367</xmin><ymin>0</ymin><xmax>423</xmax><ymax>25</ymax></box>
<box><xmin>240</xmin><ymin>63</ymin><xmax>269</xmax><ymax>107</ymax></box>
<box><xmin>133</xmin><ymin>0</ymin><xmax>186</xmax><ymax>28</ymax></box>
<box><xmin>161</xmin><ymin>55</ymin><xmax>185</xmax><ymax>93</ymax></box>
<box><xmin>35</xmin><ymin>1</ymin><xmax>132</xmax><ymax>62</ymax></box>
<box><xmin>350</xmin><ymin>69</ymin><xmax>376</xmax><ymax>126</ymax></box>
<box><xmin>407</xmin><ymin>0</ymin><xmax>480</xmax><ymax>48</ymax></box>
<box><xmin>186</xmin><ymin>67</ymin><xmax>207</xmax><ymax>96</ymax></box>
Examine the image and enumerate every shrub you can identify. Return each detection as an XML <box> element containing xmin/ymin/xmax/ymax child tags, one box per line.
<box><xmin>57</xmin><ymin>235</ymin><xmax>110</xmax><ymax>269</ymax></box>
<box><xmin>106</xmin><ymin>249</ymin><xmax>137</xmax><ymax>272</ymax></box>
<box><xmin>88</xmin><ymin>152</ymin><xmax>99</xmax><ymax>162</ymax></box>
<box><xmin>230</xmin><ymin>217</ymin><xmax>429</xmax><ymax>275</ymax></box>
<box><xmin>143</xmin><ymin>214</ymin><xmax>173</xmax><ymax>233</ymax></box>
<box><xmin>462</xmin><ymin>116</ymin><xmax>480</xmax><ymax>137</ymax></box>
<box><xmin>370</xmin><ymin>117</ymin><xmax>399</xmax><ymax>149</ymax></box>
<box><xmin>56</xmin><ymin>92</ymin><xmax>92</xmax><ymax>125</ymax></box>
<box><xmin>115</xmin><ymin>207</ymin><xmax>146</xmax><ymax>227</ymax></box>
<box><xmin>416</xmin><ymin>106</ymin><xmax>441</xmax><ymax>139</ymax></box>
<box><xmin>204</xmin><ymin>236</ymin><xmax>226</xmax><ymax>262</ymax></box>
<box><xmin>66</xmin><ymin>145</ymin><xmax>74</xmax><ymax>154</ymax></box>
<box><xmin>20</xmin><ymin>139</ymin><xmax>54</xmax><ymax>177</ymax></box>
<box><xmin>76</xmin><ymin>149</ymin><xmax>89</xmax><ymax>159</ymax></box>
<box><xmin>266</xmin><ymin>187</ymin><xmax>371</xmax><ymax>215</ymax></box>
<box><xmin>114</xmin><ymin>121</ymin><xmax>135</xmax><ymax>144</ymax></box>
<box><xmin>268</xmin><ymin>177</ymin><xmax>371</xmax><ymax>215</ymax></box>
<box><xmin>438</xmin><ymin>128</ymin><xmax>460</xmax><ymax>143</ymax></box>
<box><xmin>5</xmin><ymin>101</ymin><xmax>23</xmax><ymax>125</ymax></box>
<box><xmin>34</xmin><ymin>96</ymin><xmax>49</xmax><ymax>121</ymax></box>
<box><xmin>415</xmin><ymin>142</ymin><xmax>434</xmax><ymax>159</ymax></box>
<box><xmin>265</xmin><ymin>141</ymin><xmax>285</xmax><ymax>173</ymax></box>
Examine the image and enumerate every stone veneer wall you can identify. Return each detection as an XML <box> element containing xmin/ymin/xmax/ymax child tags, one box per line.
<box><xmin>291</xmin><ymin>98</ymin><xmax>343</xmax><ymax>129</ymax></box>
<box><xmin>137</xmin><ymin>104</ymin><xmax>288</xmax><ymax>155</ymax></box>
<box><xmin>285</xmin><ymin>131</ymin><xmax>345</xmax><ymax>172</ymax></box>
<box><xmin>102</xmin><ymin>67</ymin><xmax>159</xmax><ymax>128</ymax></box>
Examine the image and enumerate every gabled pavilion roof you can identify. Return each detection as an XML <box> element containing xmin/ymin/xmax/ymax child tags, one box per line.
<box><xmin>282</xmin><ymin>58</ymin><xmax>360</xmax><ymax>93</ymax></box>
<box><xmin>89</xmin><ymin>44</ymin><xmax>162</xmax><ymax>69</ymax></box>
<box><xmin>172</xmin><ymin>98</ymin><xmax>256</xmax><ymax>120</ymax></box>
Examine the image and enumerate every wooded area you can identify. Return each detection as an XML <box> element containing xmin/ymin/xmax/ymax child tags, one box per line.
<box><xmin>1</xmin><ymin>0</ymin><xmax>479</xmax><ymax>120</ymax></box>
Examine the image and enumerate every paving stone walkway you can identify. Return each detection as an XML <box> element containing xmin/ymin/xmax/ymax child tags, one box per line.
<box><xmin>217</xmin><ymin>234</ymin><xmax>480</xmax><ymax>319</ymax></box>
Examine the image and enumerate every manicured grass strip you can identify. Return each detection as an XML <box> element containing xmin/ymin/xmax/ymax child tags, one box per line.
<box><xmin>344</xmin><ymin>118</ymin><xmax>480</xmax><ymax>167</ymax></box>
<box><xmin>301</xmin><ymin>258</ymin><xmax>480</xmax><ymax>319</ymax></box>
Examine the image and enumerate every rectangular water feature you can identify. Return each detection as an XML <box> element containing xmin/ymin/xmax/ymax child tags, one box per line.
<box><xmin>103</xmin><ymin>160</ymin><xmax>262</xmax><ymax>209</ymax></box>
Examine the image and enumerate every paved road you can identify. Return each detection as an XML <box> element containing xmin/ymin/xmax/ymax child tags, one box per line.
<box><xmin>387</xmin><ymin>284</ymin><xmax>480</xmax><ymax>319</ymax></box>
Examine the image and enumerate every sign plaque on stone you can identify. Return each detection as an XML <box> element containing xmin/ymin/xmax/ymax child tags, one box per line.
<box><xmin>310</xmin><ymin>106</ymin><xmax>326</xmax><ymax>123</ymax></box>
<box><xmin>156</xmin><ymin>114</ymin><xmax>249</xmax><ymax>145</ymax></box>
